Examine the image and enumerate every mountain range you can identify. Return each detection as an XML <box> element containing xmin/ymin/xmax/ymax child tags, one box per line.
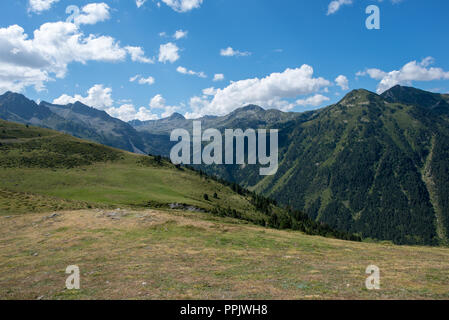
<box><xmin>1</xmin><ymin>85</ymin><xmax>449</xmax><ymax>245</ymax></box>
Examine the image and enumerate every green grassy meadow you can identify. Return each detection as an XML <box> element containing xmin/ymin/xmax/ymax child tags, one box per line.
<box><xmin>0</xmin><ymin>119</ymin><xmax>261</xmax><ymax>219</ymax></box>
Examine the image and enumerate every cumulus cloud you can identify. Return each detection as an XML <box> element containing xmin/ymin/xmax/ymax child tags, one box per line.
<box><xmin>173</xmin><ymin>30</ymin><xmax>188</xmax><ymax>40</ymax></box>
<box><xmin>125</xmin><ymin>46</ymin><xmax>154</xmax><ymax>63</ymax></box>
<box><xmin>72</xmin><ymin>3</ymin><xmax>111</xmax><ymax>26</ymax></box>
<box><xmin>0</xmin><ymin>64</ymin><xmax>50</xmax><ymax>94</ymax></box>
<box><xmin>158</xmin><ymin>42</ymin><xmax>180</xmax><ymax>63</ymax></box>
<box><xmin>357</xmin><ymin>57</ymin><xmax>449</xmax><ymax>93</ymax></box>
<box><xmin>185</xmin><ymin>65</ymin><xmax>331</xmax><ymax>118</ymax></box>
<box><xmin>176</xmin><ymin>66</ymin><xmax>206</xmax><ymax>78</ymax></box>
<box><xmin>335</xmin><ymin>75</ymin><xmax>349</xmax><ymax>90</ymax></box>
<box><xmin>136</xmin><ymin>0</ymin><xmax>147</xmax><ymax>8</ymax></box>
<box><xmin>130</xmin><ymin>74</ymin><xmax>155</xmax><ymax>85</ymax></box>
<box><xmin>28</xmin><ymin>0</ymin><xmax>60</xmax><ymax>14</ymax></box>
<box><xmin>0</xmin><ymin>22</ymin><xmax>149</xmax><ymax>94</ymax></box>
<box><xmin>213</xmin><ymin>74</ymin><xmax>225</xmax><ymax>82</ymax></box>
<box><xmin>149</xmin><ymin>94</ymin><xmax>180</xmax><ymax>118</ymax></box>
<box><xmin>106</xmin><ymin>104</ymin><xmax>159</xmax><ymax>121</ymax></box>
<box><xmin>161</xmin><ymin>0</ymin><xmax>203</xmax><ymax>13</ymax></box>
<box><xmin>52</xmin><ymin>84</ymin><xmax>113</xmax><ymax>109</ymax></box>
<box><xmin>220</xmin><ymin>47</ymin><xmax>251</xmax><ymax>57</ymax></box>
<box><xmin>296</xmin><ymin>94</ymin><xmax>330</xmax><ymax>107</ymax></box>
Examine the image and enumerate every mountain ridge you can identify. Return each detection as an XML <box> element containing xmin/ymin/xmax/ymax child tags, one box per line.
<box><xmin>128</xmin><ymin>103</ymin><xmax>299</xmax><ymax>135</ymax></box>
<box><xmin>0</xmin><ymin>93</ymin><xmax>149</xmax><ymax>154</ymax></box>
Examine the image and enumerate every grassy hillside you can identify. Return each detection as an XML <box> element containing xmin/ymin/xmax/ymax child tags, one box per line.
<box><xmin>0</xmin><ymin>119</ymin><xmax>262</xmax><ymax>219</ymax></box>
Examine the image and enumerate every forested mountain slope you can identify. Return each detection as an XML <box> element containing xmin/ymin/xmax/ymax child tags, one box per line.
<box><xmin>251</xmin><ymin>86</ymin><xmax>449</xmax><ymax>245</ymax></box>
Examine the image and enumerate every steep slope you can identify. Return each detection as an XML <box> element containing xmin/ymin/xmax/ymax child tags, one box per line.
<box><xmin>251</xmin><ymin>87</ymin><xmax>449</xmax><ymax>245</ymax></box>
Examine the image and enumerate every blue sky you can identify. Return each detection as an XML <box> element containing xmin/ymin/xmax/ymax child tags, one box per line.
<box><xmin>1</xmin><ymin>0</ymin><xmax>449</xmax><ymax>120</ymax></box>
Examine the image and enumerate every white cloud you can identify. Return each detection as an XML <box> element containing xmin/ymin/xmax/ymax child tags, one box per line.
<box><xmin>149</xmin><ymin>94</ymin><xmax>180</xmax><ymax>118</ymax></box>
<box><xmin>136</xmin><ymin>0</ymin><xmax>147</xmax><ymax>8</ymax></box>
<box><xmin>202</xmin><ymin>87</ymin><xmax>217</xmax><ymax>96</ymax></box>
<box><xmin>125</xmin><ymin>46</ymin><xmax>154</xmax><ymax>63</ymax></box>
<box><xmin>0</xmin><ymin>22</ymin><xmax>149</xmax><ymax>93</ymax></box>
<box><xmin>173</xmin><ymin>30</ymin><xmax>188</xmax><ymax>40</ymax></box>
<box><xmin>73</xmin><ymin>3</ymin><xmax>111</xmax><ymax>26</ymax></box>
<box><xmin>213</xmin><ymin>73</ymin><xmax>224</xmax><ymax>82</ymax></box>
<box><xmin>28</xmin><ymin>0</ymin><xmax>60</xmax><ymax>14</ymax></box>
<box><xmin>0</xmin><ymin>64</ymin><xmax>50</xmax><ymax>94</ymax></box>
<box><xmin>220</xmin><ymin>47</ymin><xmax>251</xmax><ymax>57</ymax></box>
<box><xmin>296</xmin><ymin>94</ymin><xmax>330</xmax><ymax>107</ymax></box>
<box><xmin>185</xmin><ymin>65</ymin><xmax>331</xmax><ymax>118</ymax></box>
<box><xmin>158</xmin><ymin>42</ymin><xmax>180</xmax><ymax>63</ymax></box>
<box><xmin>357</xmin><ymin>57</ymin><xmax>449</xmax><ymax>93</ymax></box>
<box><xmin>176</xmin><ymin>66</ymin><xmax>206</xmax><ymax>78</ymax></box>
<box><xmin>327</xmin><ymin>0</ymin><xmax>352</xmax><ymax>15</ymax></box>
<box><xmin>161</xmin><ymin>0</ymin><xmax>203</xmax><ymax>13</ymax></box>
<box><xmin>52</xmin><ymin>84</ymin><xmax>113</xmax><ymax>109</ymax></box>
<box><xmin>335</xmin><ymin>75</ymin><xmax>349</xmax><ymax>90</ymax></box>
<box><xmin>106</xmin><ymin>104</ymin><xmax>159</xmax><ymax>121</ymax></box>
<box><xmin>130</xmin><ymin>74</ymin><xmax>155</xmax><ymax>85</ymax></box>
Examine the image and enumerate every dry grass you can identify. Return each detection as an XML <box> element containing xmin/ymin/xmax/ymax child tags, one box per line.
<box><xmin>1</xmin><ymin>209</ymin><xmax>449</xmax><ymax>300</ymax></box>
